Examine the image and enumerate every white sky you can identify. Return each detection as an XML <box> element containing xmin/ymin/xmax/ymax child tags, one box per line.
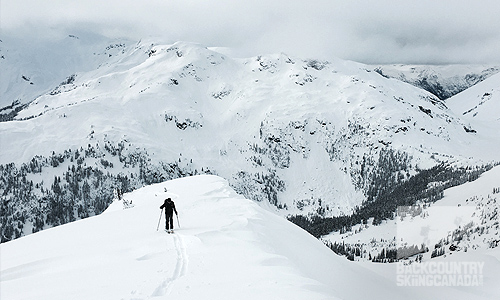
<box><xmin>1</xmin><ymin>0</ymin><xmax>500</xmax><ymax>64</ymax></box>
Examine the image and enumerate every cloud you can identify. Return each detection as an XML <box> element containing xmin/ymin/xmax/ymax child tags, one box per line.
<box><xmin>2</xmin><ymin>0</ymin><xmax>500</xmax><ymax>64</ymax></box>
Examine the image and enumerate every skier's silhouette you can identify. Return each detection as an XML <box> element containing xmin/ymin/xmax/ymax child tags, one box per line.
<box><xmin>160</xmin><ymin>198</ymin><xmax>178</xmax><ymax>233</ymax></box>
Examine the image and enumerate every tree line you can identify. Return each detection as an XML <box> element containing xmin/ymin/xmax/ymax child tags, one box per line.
<box><xmin>0</xmin><ymin>141</ymin><xmax>210</xmax><ymax>242</ymax></box>
<box><xmin>288</xmin><ymin>148</ymin><xmax>493</xmax><ymax>240</ymax></box>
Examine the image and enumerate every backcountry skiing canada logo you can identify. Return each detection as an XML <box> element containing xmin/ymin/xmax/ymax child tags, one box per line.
<box><xmin>395</xmin><ymin>205</ymin><xmax>485</xmax><ymax>286</ymax></box>
<box><xmin>396</xmin><ymin>261</ymin><xmax>484</xmax><ymax>286</ymax></box>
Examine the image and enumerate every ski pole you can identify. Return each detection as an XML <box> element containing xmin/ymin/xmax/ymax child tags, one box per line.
<box><xmin>176</xmin><ymin>214</ymin><xmax>180</xmax><ymax>229</ymax></box>
<box><xmin>156</xmin><ymin>208</ymin><xmax>163</xmax><ymax>231</ymax></box>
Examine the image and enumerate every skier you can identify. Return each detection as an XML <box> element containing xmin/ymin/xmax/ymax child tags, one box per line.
<box><xmin>160</xmin><ymin>198</ymin><xmax>178</xmax><ymax>233</ymax></box>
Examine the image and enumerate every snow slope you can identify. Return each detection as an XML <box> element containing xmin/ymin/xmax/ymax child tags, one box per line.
<box><xmin>2</xmin><ymin>175</ymin><xmax>498</xmax><ymax>300</ymax></box>
<box><xmin>447</xmin><ymin>72</ymin><xmax>500</xmax><ymax>123</ymax></box>
<box><xmin>324</xmin><ymin>165</ymin><xmax>500</xmax><ymax>274</ymax></box>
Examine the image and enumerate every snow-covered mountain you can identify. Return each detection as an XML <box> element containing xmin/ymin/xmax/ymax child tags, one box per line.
<box><xmin>1</xmin><ymin>32</ymin><xmax>499</xmax><ymax>244</ymax></box>
<box><xmin>372</xmin><ymin>64</ymin><xmax>499</xmax><ymax>100</ymax></box>
<box><xmin>297</xmin><ymin>74</ymin><xmax>500</xmax><ymax>261</ymax></box>
<box><xmin>0</xmin><ymin>33</ymin><xmax>127</xmax><ymax>117</ymax></box>
<box><xmin>2</xmin><ymin>175</ymin><xmax>499</xmax><ymax>300</ymax></box>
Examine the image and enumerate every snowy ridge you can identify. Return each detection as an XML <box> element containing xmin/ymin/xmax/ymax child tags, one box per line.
<box><xmin>2</xmin><ymin>175</ymin><xmax>498</xmax><ymax>300</ymax></box>
<box><xmin>0</xmin><ymin>176</ymin><xmax>384</xmax><ymax>299</ymax></box>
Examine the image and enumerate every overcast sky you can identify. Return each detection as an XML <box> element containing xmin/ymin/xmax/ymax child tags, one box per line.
<box><xmin>2</xmin><ymin>0</ymin><xmax>500</xmax><ymax>64</ymax></box>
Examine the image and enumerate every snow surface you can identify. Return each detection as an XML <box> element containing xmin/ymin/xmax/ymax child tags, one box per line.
<box><xmin>447</xmin><ymin>72</ymin><xmax>500</xmax><ymax>123</ymax></box>
<box><xmin>1</xmin><ymin>175</ymin><xmax>499</xmax><ymax>300</ymax></box>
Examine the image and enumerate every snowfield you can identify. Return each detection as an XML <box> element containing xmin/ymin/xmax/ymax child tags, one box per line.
<box><xmin>1</xmin><ymin>175</ymin><xmax>499</xmax><ymax>300</ymax></box>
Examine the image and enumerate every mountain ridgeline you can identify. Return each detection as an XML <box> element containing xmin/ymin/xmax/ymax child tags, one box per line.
<box><xmin>372</xmin><ymin>64</ymin><xmax>500</xmax><ymax>100</ymax></box>
<box><xmin>1</xmin><ymin>35</ymin><xmax>499</xmax><ymax>243</ymax></box>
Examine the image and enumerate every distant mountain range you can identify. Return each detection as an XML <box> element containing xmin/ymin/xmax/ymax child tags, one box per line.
<box><xmin>372</xmin><ymin>64</ymin><xmax>499</xmax><ymax>100</ymax></box>
<box><xmin>1</xmin><ymin>32</ymin><xmax>499</xmax><ymax>245</ymax></box>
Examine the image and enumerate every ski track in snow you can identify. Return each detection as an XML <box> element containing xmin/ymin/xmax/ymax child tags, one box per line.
<box><xmin>151</xmin><ymin>233</ymin><xmax>188</xmax><ymax>297</ymax></box>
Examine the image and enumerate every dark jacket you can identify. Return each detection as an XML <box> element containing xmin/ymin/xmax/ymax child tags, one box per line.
<box><xmin>160</xmin><ymin>198</ymin><xmax>178</xmax><ymax>216</ymax></box>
